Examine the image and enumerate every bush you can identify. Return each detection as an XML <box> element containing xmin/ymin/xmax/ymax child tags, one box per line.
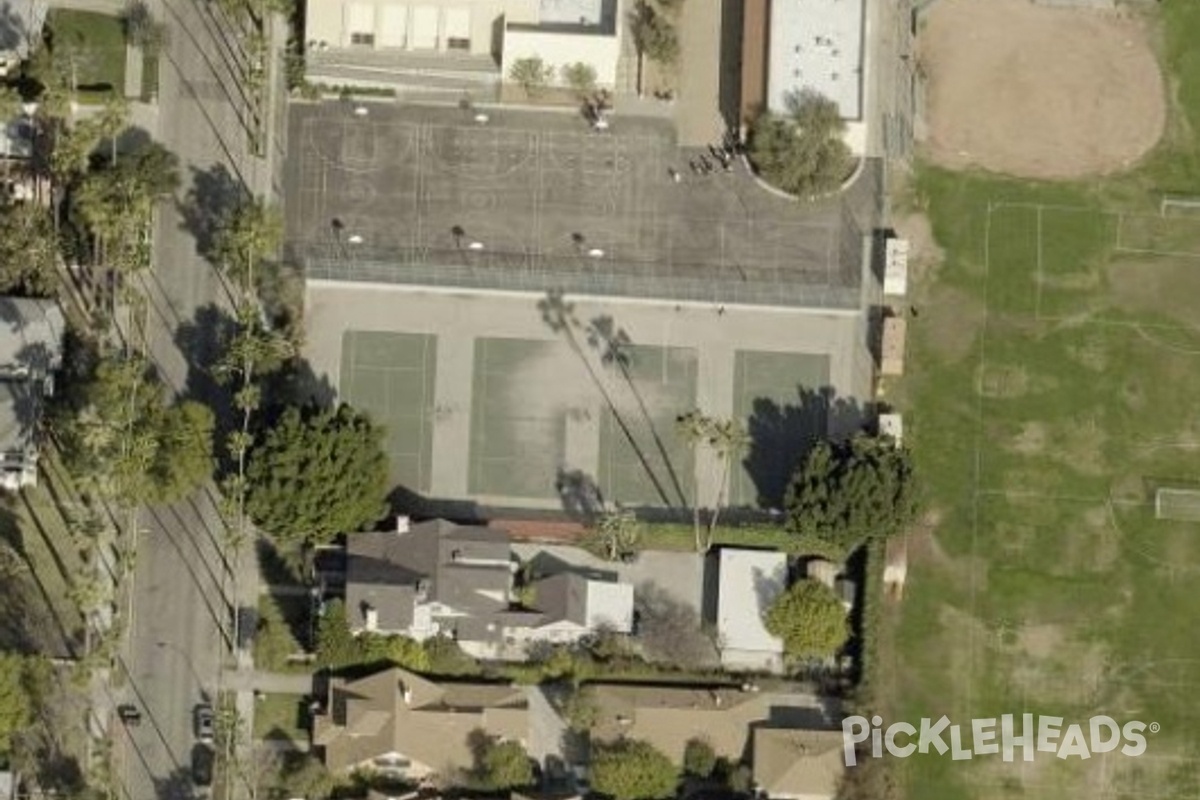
<box><xmin>683</xmin><ymin>738</ymin><xmax>717</xmax><ymax>778</ymax></box>
<box><xmin>591</xmin><ymin>738</ymin><xmax>678</xmax><ymax>800</ymax></box>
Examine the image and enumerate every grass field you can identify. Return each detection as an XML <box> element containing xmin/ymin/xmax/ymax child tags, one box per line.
<box><xmin>888</xmin><ymin>4</ymin><xmax>1200</xmax><ymax>798</ymax></box>
<box><xmin>45</xmin><ymin>10</ymin><xmax>126</xmax><ymax>103</ymax></box>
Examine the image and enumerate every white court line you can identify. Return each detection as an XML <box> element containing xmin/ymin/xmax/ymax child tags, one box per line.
<box><xmin>1035</xmin><ymin>204</ymin><xmax>1044</xmax><ymax>321</ymax></box>
<box><xmin>966</xmin><ymin>201</ymin><xmax>996</xmax><ymax>718</ymax></box>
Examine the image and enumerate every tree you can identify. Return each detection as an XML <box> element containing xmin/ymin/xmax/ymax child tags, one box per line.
<box><xmin>245</xmin><ymin>404</ymin><xmax>389</xmax><ymax>545</ymax></box>
<box><xmin>509</xmin><ymin>56</ymin><xmax>553</xmax><ymax>97</ymax></box>
<box><xmin>75</xmin><ymin>141</ymin><xmax>179</xmax><ymax>272</ymax></box>
<box><xmin>0</xmin><ymin>654</ymin><xmax>35</xmax><ymax>756</ymax></box>
<box><xmin>628</xmin><ymin>2</ymin><xmax>679</xmax><ymax>73</ymax></box>
<box><xmin>561</xmin><ymin>62</ymin><xmax>597</xmax><ymax>98</ymax></box>
<box><xmin>591</xmin><ymin>738</ymin><xmax>678</xmax><ymax>800</ymax></box>
<box><xmin>56</xmin><ymin>352</ymin><xmax>214</xmax><ymax>506</ymax></box>
<box><xmin>784</xmin><ymin>433</ymin><xmax>919</xmax><ymax>551</ymax></box>
<box><xmin>151</xmin><ymin>401</ymin><xmax>215</xmax><ymax>502</ymax></box>
<box><xmin>0</xmin><ymin>203</ymin><xmax>60</xmax><ymax>295</ymax></box>
<box><xmin>562</xmin><ymin>686</ymin><xmax>598</xmax><ymax>731</ymax></box>
<box><xmin>314</xmin><ymin>599</ymin><xmax>359</xmax><ymax>669</ymax></box>
<box><xmin>122</xmin><ymin>0</ymin><xmax>170</xmax><ymax>56</ymax></box>
<box><xmin>584</xmin><ymin>508</ymin><xmax>641</xmax><ymax>562</ymax></box>
<box><xmin>675</xmin><ymin>411</ymin><xmax>750</xmax><ymax>552</ymax></box>
<box><xmin>683</xmin><ymin>738</ymin><xmax>716</xmax><ymax>779</ymax></box>
<box><xmin>747</xmin><ymin>90</ymin><xmax>854</xmax><ymax>197</ymax></box>
<box><xmin>470</xmin><ymin>734</ymin><xmax>534</xmax><ymax>791</ymax></box>
<box><xmin>211</xmin><ymin>197</ymin><xmax>282</xmax><ymax>293</ymax></box>
<box><xmin>358</xmin><ymin>633</ymin><xmax>431</xmax><ymax>672</ymax></box>
<box><xmin>255</xmin><ymin>596</ymin><xmax>300</xmax><ymax>671</ymax></box>
<box><xmin>763</xmin><ymin>580</ymin><xmax>849</xmax><ymax>661</ymax></box>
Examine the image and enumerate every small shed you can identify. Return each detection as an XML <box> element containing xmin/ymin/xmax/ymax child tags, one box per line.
<box><xmin>884</xmin><ymin>238</ymin><xmax>909</xmax><ymax>297</ymax></box>
<box><xmin>881</xmin><ymin>316</ymin><xmax>907</xmax><ymax>376</ymax></box>
<box><xmin>883</xmin><ymin>536</ymin><xmax>908</xmax><ymax>598</ymax></box>
<box><xmin>879</xmin><ymin>412</ymin><xmax>903</xmax><ymax>446</ymax></box>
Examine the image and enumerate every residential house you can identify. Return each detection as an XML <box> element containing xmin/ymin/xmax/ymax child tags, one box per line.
<box><xmin>0</xmin><ymin>297</ymin><xmax>64</xmax><ymax>490</ymax></box>
<box><xmin>510</xmin><ymin>571</ymin><xmax>634</xmax><ymax>645</ymax></box>
<box><xmin>313</xmin><ymin>665</ymin><xmax>529</xmax><ymax>777</ymax></box>
<box><xmin>716</xmin><ymin>548</ymin><xmax>787</xmax><ymax>673</ymax></box>
<box><xmin>589</xmin><ymin>682</ymin><xmax>842</xmax><ymax>799</ymax></box>
<box><xmin>346</xmin><ymin>518</ymin><xmax>515</xmax><ymax>652</ymax></box>
<box><xmin>344</xmin><ymin>518</ymin><xmax>633</xmax><ymax>657</ymax></box>
<box><xmin>303</xmin><ymin>0</ymin><xmax>621</xmax><ymax>96</ymax></box>
<box><xmin>752</xmin><ymin>728</ymin><xmax>845</xmax><ymax>800</ymax></box>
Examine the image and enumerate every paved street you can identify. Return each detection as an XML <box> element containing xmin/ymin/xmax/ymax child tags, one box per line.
<box><xmin>116</xmin><ymin>0</ymin><xmax>275</xmax><ymax>794</ymax></box>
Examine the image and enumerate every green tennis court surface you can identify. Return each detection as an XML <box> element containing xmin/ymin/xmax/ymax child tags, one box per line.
<box><xmin>596</xmin><ymin>344</ymin><xmax>698</xmax><ymax>506</ymax></box>
<box><xmin>339</xmin><ymin>331</ymin><xmax>437</xmax><ymax>491</ymax></box>
<box><xmin>469</xmin><ymin>338</ymin><xmax>567</xmax><ymax>499</ymax></box>
<box><xmin>731</xmin><ymin>350</ymin><xmax>830</xmax><ymax>508</ymax></box>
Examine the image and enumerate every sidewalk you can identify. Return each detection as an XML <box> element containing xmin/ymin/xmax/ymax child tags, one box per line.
<box><xmin>223</xmin><ymin>670</ymin><xmax>314</xmax><ymax>695</ymax></box>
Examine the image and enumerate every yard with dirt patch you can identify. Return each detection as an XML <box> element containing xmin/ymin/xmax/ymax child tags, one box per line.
<box><xmin>918</xmin><ymin>0</ymin><xmax>1165</xmax><ymax>179</ymax></box>
<box><xmin>886</xmin><ymin>3</ymin><xmax>1200</xmax><ymax>798</ymax></box>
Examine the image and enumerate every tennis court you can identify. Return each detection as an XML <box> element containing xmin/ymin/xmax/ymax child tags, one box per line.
<box><xmin>596</xmin><ymin>344</ymin><xmax>699</xmax><ymax>507</ymax></box>
<box><xmin>469</xmin><ymin>338</ymin><xmax>570</xmax><ymax>499</ymax></box>
<box><xmin>339</xmin><ymin>331</ymin><xmax>437</xmax><ymax>491</ymax></box>
<box><xmin>731</xmin><ymin>350</ymin><xmax>831</xmax><ymax>508</ymax></box>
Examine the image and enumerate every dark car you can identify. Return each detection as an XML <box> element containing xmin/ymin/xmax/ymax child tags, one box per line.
<box><xmin>116</xmin><ymin>704</ymin><xmax>141</xmax><ymax>726</ymax></box>
<box><xmin>191</xmin><ymin>744</ymin><xmax>214</xmax><ymax>787</ymax></box>
<box><xmin>194</xmin><ymin>703</ymin><xmax>215</xmax><ymax>743</ymax></box>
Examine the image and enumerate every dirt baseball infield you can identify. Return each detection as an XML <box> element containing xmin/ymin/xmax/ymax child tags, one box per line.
<box><xmin>919</xmin><ymin>0</ymin><xmax>1165</xmax><ymax>179</ymax></box>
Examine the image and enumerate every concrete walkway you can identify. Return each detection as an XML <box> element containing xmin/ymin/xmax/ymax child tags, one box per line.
<box><xmin>222</xmin><ymin>670</ymin><xmax>314</xmax><ymax>695</ymax></box>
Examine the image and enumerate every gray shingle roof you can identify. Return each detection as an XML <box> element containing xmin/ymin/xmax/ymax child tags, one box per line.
<box><xmin>345</xmin><ymin>519</ymin><xmax>513</xmax><ymax>638</ymax></box>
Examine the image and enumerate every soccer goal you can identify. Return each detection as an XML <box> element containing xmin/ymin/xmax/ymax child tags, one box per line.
<box><xmin>1155</xmin><ymin>488</ymin><xmax>1200</xmax><ymax>522</ymax></box>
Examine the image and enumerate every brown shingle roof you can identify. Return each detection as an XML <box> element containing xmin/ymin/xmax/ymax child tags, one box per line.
<box><xmin>752</xmin><ymin>728</ymin><xmax>845</xmax><ymax>799</ymax></box>
<box><xmin>590</xmin><ymin>684</ymin><xmax>829</xmax><ymax>764</ymax></box>
<box><xmin>314</xmin><ymin>666</ymin><xmax>529</xmax><ymax>775</ymax></box>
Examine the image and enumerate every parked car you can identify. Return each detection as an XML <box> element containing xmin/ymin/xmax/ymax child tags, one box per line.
<box><xmin>116</xmin><ymin>704</ymin><xmax>141</xmax><ymax>726</ymax></box>
<box><xmin>191</xmin><ymin>744</ymin><xmax>214</xmax><ymax>787</ymax></box>
<box><xmin>194</xmin><ymin>703</ymin><xmax>215</xmax><ymax>743</ymax></box>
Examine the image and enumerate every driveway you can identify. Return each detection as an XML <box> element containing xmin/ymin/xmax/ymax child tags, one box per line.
<box><xmin>512</xmin><ymin>544</ymin><xmax>705</xmax><ymax>614</ymax></box>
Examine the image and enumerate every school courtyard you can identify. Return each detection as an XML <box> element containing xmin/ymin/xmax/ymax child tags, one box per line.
<box><xmin>286</xmin><ymin>100</ymin><xmax>882</xmax><ymax>510</ymax></box>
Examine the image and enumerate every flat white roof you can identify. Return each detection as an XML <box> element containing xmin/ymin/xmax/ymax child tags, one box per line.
<box><xmin>539</xmin><ymin>0</ymin><xmax>604</xmax><ymax>25</ymax></box>
<box><xmin>585</xmin><ymin>580</ymin><xmax>634</xmax><ymax>633</ymax></box>
<box><xmin>717</xmin><ymin>549</ymin><xmax>787</xmax><ymax>656</ymax></box>
<box><xmin>767</xmin><ymin>0</ymin><xmax>865</xmax><ymax>119</ymax></box>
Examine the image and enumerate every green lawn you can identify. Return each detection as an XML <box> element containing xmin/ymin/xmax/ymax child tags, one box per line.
<box><xmin>253</xmin><ymin>692</ymin><xmax>309</xmax><ymax>743</ymax></box>
<box><xmin>45</xmin><ymin>9</ymin><xmax>126</xmax><ymax>102</ymax></box>
<box><xmin>0</xmin><ymin>452</ymin><xmax>87</xmax><ymax>658</ymax></box>
<box><xmin>886</xmin><ymin>3</ymin><xmax>1200</xmax><ymax>798</ymax></box>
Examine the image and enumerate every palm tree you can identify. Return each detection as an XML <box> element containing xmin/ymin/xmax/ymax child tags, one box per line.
<box><xmin>675</xmin><ymin>410</ymin><xmax>750</xmax><ymax>552</ymax></box>
<box><xmin>706</xmin><ymin>417</ymin><xmax>750</xmax><ymax>539</ymax></box>
<box><xmin>675</xmin><ymin>409</ymin><xmax>710</xmax><ymax>552</ymax></box>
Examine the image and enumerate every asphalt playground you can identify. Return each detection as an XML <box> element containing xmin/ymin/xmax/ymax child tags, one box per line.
<box><xmin>289</xmin><ymin>99</ymin><xmax>876</xmax><ymax>511</ymax></box>
<box><xmin>284</xmin><ymin>101</ymin><xmax>869</xmax><ymax>309</ymax></box>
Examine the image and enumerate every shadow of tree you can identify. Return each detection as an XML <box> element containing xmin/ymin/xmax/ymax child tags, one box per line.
<box><xmin>152</xmin><ymin>762</ymin><xmax>201</xmax><ymax>800</ymax></box>
<box><xmin>744</xmin><ymin>387</ymin><xmax>866</xmax><ymax>510</ymax></box>
<box><xmin>634</xmin><ymin>582</ymin><xmax>719</xmax><ymax>668</ymax></box>
<box><xmin>555</xmin><ymin>467</ymin><xmax>605</xmax><ymax>522</ymax></box>
<box><xmin>0</xmin><ymin>497</ymin><xmax>81</xmax><ymax>657</ymax></box>
<box><xmin>178</xmin><ymin>162</ymin><xmax>246</xmax><ymax>263</ymax></box>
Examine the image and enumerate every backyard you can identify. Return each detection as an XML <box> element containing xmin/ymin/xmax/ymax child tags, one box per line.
<box><xmin>44</xmin><ymin>9</ymin><xmax>126</xmax><ymax>101</ymax></box>
<box><xmin>885</xmin><ymin>2</ymin><xmax>1200</xmax><ymax>798</ymax></box>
